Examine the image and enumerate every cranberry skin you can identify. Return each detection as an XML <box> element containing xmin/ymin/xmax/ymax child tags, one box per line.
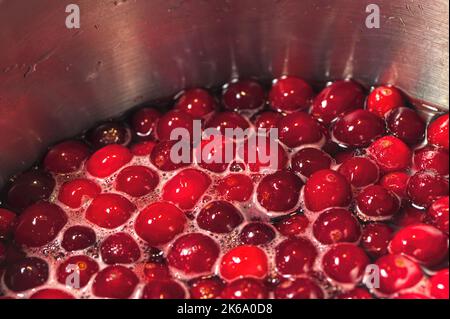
<box><xmin>175</xmin><ymin>88</ymin><xmax>216</xmax><ymax>119</ymax></box>
<box><xmin>313</xmin><ymin>208</ymin><xmax>361</xmax><ymax>244</ymax></box>
<box><xmin>61</xmin><ymin>226</ymin><xmax>96</xmax><ymax>251</ymax></box>
<box><xmin>356</xmin><ymin>185</ymin><xmax>400</xmax><ymax>220</ymax></box>
<box><xmin>14</xmin><ymin>202</ymin><xmax>67</xmax><ymax>247</ymax></box>
<box><xmin>240</xmin><ymin>137</ymin><xmax>288</xmax><ymax>173</ymax></box>
<box><xmin>291</xmin><ymin>148</ymin><xmax>332</xmax><ymax>178</ymax></box>
<box><xmin>367</xmin><ymin>86</ymin><xmax>404</xmax><ymax>118</ymax></box>
<box><xmin>386</xmin><ymin>107</ymin><xmax>426</xmax><ymax>145</ymax></box>
<box><xmin>374</xmin><ymin>254</ymin><xmax>423</xmax><ymax>295</ymax></box>
<box><xmin>6</xmin><ymin>170</ymin><xmax>55</xmax><ymax>212</ymax></box>
<box><xmin>141</xmin><ymin>280</ymin><xmax>186</xmax><ymax>299</ymax></box>
<box><xmin>274</xmin><ymin>278</ymin><xmax>324</xmax><ymax>299</ymax></box>
<box><xmin>196</xmin><ymin>136</ymin><xmax>236</xmax><ymax>173</ymax></box>
<box><xmin>269</xmin><ymin>76</ymin><xmax>314</xmax><ymax>112</ymax></box>
<box><xmin>275</xmin><ymin>238</ymin><xmax>317</xmax><ymax>275</ymax></box>
<box><xmin>311</xmin><ymin>80</ymin><xmax>365</xmax><ymax>124</ymax></box>
<box><xmin>367</xmin><ymin>136</ymin><xmax>412</xmax><ymax>172</ymax></box>
<box><xmin>239</xmin><ymin>222</ymin><xmax>276</xmax><ymax>245</ymax></box>
<box><xmin>43</xmin><ymin>141</ymin><xmax>90</xmax><ymax>174</ymax></box>
<box><xmin>338</xmin><ymin>157</ymin><xmax>379</xmax><ymax>188</ymax></box>
<box><xmin>379</xmin><ymin>171</ymin><xmax>410</xmax><ymax>199</ymax></box>
<box><xmin>427</xmin><ymin>113</ymin><xmax>449</xmax><ymax>151</ymax></box>
<box><xmin>115</xmin><ymin>165</ymin><xmax>159</xmax><ymax>197</ymax></box>
<box><xmin>430</xmin><ymin>269</ymin><xmax>449</xmax><ymax>299</ymax></box>
<box><xmin>130</xmin><ymin>107</ymin><xmax>161</xmax><ymax>139</ymax></box>
<box><xmin>162</xmin><ymin>169</ymin><xmax>211</xmax><ymax>210</ymax></box>
<box><xmin>0</xmin><ymin>208</ymin><xmax>16</xmax><ymax>239</ymax></box>
<box><xmin>58</xmin><ymin>179</ymin><xmax>101</xmax><ymax>208</ymax></box>
<box><xmin>100</xmin><ymin>233</ymin><xmax>141</xmax><ymax>264</ymax></box>
<box><xmin>278</xmin><ymin>112</ymin><xmax>323</xmax><ymax>148</ymax></box>
<box><xmin>332</xmin><ymin>110</ymin><xmax>385</xmax><ymax>147</ymax></box>
<box><xmin>413</xmin><ymin>146</ymin><xmax>449</xmax><ymax>176</ymax></box>
<box><xmin>361</xmin><ymin>223</ymin><xmax>393</xmax><ymax>258</ymax></box>
<box><xmin>197</xmin><ymin>201</ymin><xmax>243</xmax><ymax>234</ymax></box>
<box><xmin>336</xmin><ymin>288</ymin><xmax>373</xmax><ymax>299</ymax></box>
<box><xmin>220</xmin><ymin>245</ymin><xmax>268</xmax><ymax>280</ymax></box>
<box><xmin>150</xmin><ymin>140</ymin><xmax>192</xmax><ymax>171</ymax></box>
<box><xmin>87</xmin><ymin>122</ymin><xmax>131</xmax><ymax>149</ymax></box>
<box><xmin>189</xmin><ymin>276</ymin><xmax>224</xmax><ymax>299</ymax></box>
<box><xmin>407</xmin><ymin>170</ymin><xmax>449</xmax><ymax>208</ymax></box>
<box><xmin>322</xmin><ymin>243</ymin><xmax>369</xmax><ymax>284</ymax></box>
<box><xmin>143</xmin><ymin>262</ymin><xmax>171</xmax><ymax>281</ymax></box>
<box><xmin>135</xmin><ymin>202</ymin><xmax>186</xmax><ymax>246</ymax></box>
<box><xmin>4</xmin><ymin>257</ymin><xmax>48</xmax><ymax>292</ymax></box>
<box><xmin>395</xmin><ymin>206</ymin><xmax>426</xmax><ymax>227</ymax></box>
<box><xmin>427</xmin><ymin>196</ymin><xmax>449</xmax><ymax>234</ymax></box>
<box><xmin>253</xmin><ymin>111</ymin><xmax>282</xmax><ymax>132</ymax></box>
<box><xmin>93</xmin><ymin>266</ymin><xmax>139</xmax><ymax>299</ymax></box>
<box><xmin>57</xmin><ymin>255</ymin><xmax>99</xmax><ymax>288</ymax></box>
<box><xmin>130</xmin><ymin>141</ymin><xmax>156</xmax><ymax>156</ymax></box>
<box><xmin>257</xmin><ymin>171</ymin><xmax>303</xmax><ymax>213</ymax></box>
<box><xmin>30</xmin><ymin>289</ymin><xmax>74</xmax><ymax>299</ymax></box>
<box><xmin>275</xmin><ymin>214</ymin><xmax>309</xmax><ymax>237</ymax></box>
<box><xmin>156</xmin><ymin>109</ymin><xmax>194</xmax><ymax>141</ymax></box>
<box><xmin>389</xmin><ymin>224</ymin><xmax>449</xmax><ymax>266</ymax></box>
<box><xmin>86</xmin><ymin>144</ymin><xmax>132</xmax><ymax>178</ymax></box>
<box><xmin>167</xmin><ymin>233</ymin><xmax>220</xmax><ymax>275</ymax></box>
<box><xmin>0</xmin><ymin>242</ymin><xmax>6</xmax><ymax>264</ymax></box>
<box><xmin>222</xmin><ymin>80</ymin><xmax>265</xmax><ymax>110</ymax></box>
<box><xmin>221</xmin><ymin>278</ymin><xmax>268</xmax><ymax>299</ymax></box>
<box><xmin>394</xmin><ymin>293</ymin><xmax>431</xmax><ymax>299</ymax></box>
<box><xmin>206</xmin><ymin>111</ymin><xmax>250</xmax><ymax>135</ymax></box>
<box><xmin>216</xmin><ymin>174</ymin><xmax>253</xmax><ymax>202</ymax></box>
<box><xmin>304</xmin><ymin>169</ymin><xmax>352</xmax><ymax>212</ymax></box>
<box><xmin>85</xmin><ymin>194</ymin><xmax>136</xmax><ymax>229</ymax></box>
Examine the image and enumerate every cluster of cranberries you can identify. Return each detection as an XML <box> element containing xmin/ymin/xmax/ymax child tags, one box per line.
<box><xmin>0</xmin><ymin>77</ymin><xmax>448</xmax><ymax>299</ymax></box>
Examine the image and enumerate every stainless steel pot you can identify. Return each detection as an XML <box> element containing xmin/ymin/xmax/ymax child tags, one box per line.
<box><xmin>0</xmin><ymin>0</ymin><xmax>448</xmax><ymax>187</ymax></box>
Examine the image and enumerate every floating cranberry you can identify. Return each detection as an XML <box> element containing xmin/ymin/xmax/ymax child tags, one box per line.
<box><xmin>338</xmin><ymin>156</ymin><xmax>379</xmax><ymax>188</ymax></box>
<box><xmin>407</xmin><ymin>170</ymin><xmax>449</xmax><ymax>208</ymax></box>
<box><xmin>356</xmin><ymin>185</ymin><xmax>400</xmax><ymax>220</ymax></box>
<box><xmin>130</xmin><ymin>141</ymin><xmax>156</xmax><ymax>156</ymax></box>
<box><xmin>239</xmin><ymin>222</ymin><xmax>276</xmax><ymax>245</ymax></box>
<box><xmin>0</xmin><ymin>208</ymin><xmax>16</xmax><ymax>239</ymax></box>
<box><xmin>221</xmin><ymin>278</ymin><xmax>268</xmax><ymax>299</ymax></box>
<box><xmin>216</xmin><ymin>174</ymin><xmax>254</xmax><ymax>202</ymax></box>
<box><xmin>0</xmin><ymin>242</ymin><xmax>6</xmax><ymax>264</ymax></box>
<box><xmin>87</xmin><ymin>122</ymin><xmax>131</xmax><ymax>149</ymax></box>
<box><xmin>361</xmin><ymin>223</ymin><xmax>393</xmax><ymax>258</ymax></box>
<box><xmin>430</xmin><ymin>269</ymin><xmax>449</xmax><ymax>299</ymax></box>
<box><xmin>206</xmin><ymin>111</ymin><xmax>250</xmax><ymax>135</ymax></box>
<box><xmin>222</xmin><ymin>80</ymin><xmax>265</xmax><ymax>110</ymax></box>
<box><xmin>274</xmin><ymin>278</ymin><xmax>324</xmax><ymax>299</ymax></box>
<box><xmin>143</xmin><ymin>261</ymin><xmax>171</xmax><ymax>281</ymax></box>
<box><xmin>175</xmin><ymin>88</ymin><xmax>216</xmax><ymax>119</ymax></box>
<box><xmin>313</xmin><ymin>208</ymin><xmax>361</xmax><ymax>244</ymax></box>
<box><xmin>150</xmin><ymin>140</ymin><xmax>192</xmax><ymax>171</ymax></box>
<box><xmin>115</xmin><ymin>165</ymin><xmax>159</xmax><ymax>197</ymax></box>
<box><xmin>141</xmin><ymin>280</ymin><xmax>186</xmax><ymax>299</ymax></box>
<box><xmin>220</xmin><ymin>245</ymin><xmax>268</xmax><ymax>280</ymax></box>
<box><xmin>394</xmin><ymin>293</ymin><xmax>431</xmax><ymax>299</ymax></box>
<box><xmin>92</xmin><ymin>265</ymin><xmax>139</xmax><ymax>299</ymax></box>
<box><xmin>336</xmin><ymin>288</ymin><xmax>373</xmax><ymax>299</ymax></box>
<box><xmin>367</xmin><ymin>136</ymin><xmax>412</xmax><ymax>172</ymax></box>
<box><xmin>100</xmin><ymin>232</ymin><xmax>141</xmax><ymax>264</ymax></box>
<box><xmin>413</xmin><ymin>146</ymin><xmax>449</xmax><ymax>176</ymax></box>
<box><xmin>197</xmin><ymin>201</ymin><xmax>243</xmax><ymax>234</ymax></box>
<box><xmin>275</xmin><ymin>214</ymin><xmax>309</xmax><ymax>237</ymax></box>
<box><xmin>156</xmin><ymin>110</ymin><xmax>194</xmax><ymax>141</ymax></box>
<box><xmin>253</xmin><ymin>111</ymin><xmax>282</xmax><ymax>133</ymax></box>
<box><xmin>386</xmin><ymin>107</ymin><xmax>425</xmax><ymax>145</ymax></box>
<box><xmin>427</xmin><ymin>196</ymin><xmax>449</xmax><ymax>234</ymax></box>
<box><xmin>30</xmin><ymin>289</ymin><xmax>75</xmax><ymax>299</ymax></box>
<box><xmin>240</xmin><ymin>136</ymin><xmax>288</xmax><ymax>172</ymax></box>
<box><xmin>427</xmin><ymin>113</ymin><xmax>449</xmax><ymax>151</ymax></box>
<box><xmin>196</xmin><ymin>136</ymin><xmax>236</xmax><ymax>173</ymax></box>
<box><xmin>43</xmin><ymin>141</ymin><xmax>90</xmax><ymax>174</ymax></box>
<box><xmin>367</xmin><ymin>85</ymin><xmax>404</xmax><ymax>117</ymax></box>
<box><xmin>291</xmin><ymin>148</ymin><xmax>332</xmax><ymax>178</ymax></box>
<box><xmin>85</xmin><ymin>193</ymin><xmax>135</xmax><ymax>229</ymax></box>
<box><xmin>379</xmin><ymin>171</ymin><xmax>410</xmax><ymax>199</ymax></box>
<box><xmin>61</xmin><ymin>226</ymin><xmax>96</xmax><ymax>251</ymax></box>
<box><xmin>58</xmin><ymin>179</ymin><xmax>101</xmax><ymax>209</ymax></box>
<box><xmin>56</xmin><ymin>255</ymin><xmax>99</xmax><ymax>288</ymax></box>
<box><xmin>275</xmin><ymin>238</ymin><xmax>317</xmax><ymax>275</ymax></box>
<box><xmin>189</xmin><ymin>276</ymin><xmax>224</xmax><ymax>299</ymax></box>
<box><xmin>86</xmin><ymin>144</ymin><xmax>132</xmax><ymax>178</ymax></box>
<box><xmin>277</xmin><ymin>112</ymin><xmax>323</xmax><ymax>148</ymax></box>
<box><xmin>394</xmin><ymin>206</ymin><xmax>426</xmax><ymax>227</ymax></box>
<box><xmin>4</xmin><ymin>257</ymin><xmax>48</xmax><ymax>292</ymax></box>
<box><xmin>130</xmin><ymin>107</ymin><xmax>161</xmax><ymax>139</ymax></box>
<box><xmin>269</xmin><ymin>76</ymin><xmax>314</xmax><ymax>112</ymax></box>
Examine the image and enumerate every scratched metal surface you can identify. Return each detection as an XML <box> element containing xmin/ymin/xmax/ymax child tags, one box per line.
<box><xmin>0</xmin><ymin>0</ymin><xmax>448</xmax><ymax>187</ymax></box>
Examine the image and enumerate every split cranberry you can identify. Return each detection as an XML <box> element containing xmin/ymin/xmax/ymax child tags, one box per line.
<box><xmin>220</xmin><ymin>245</ymin><xmax>268</xmax><ymax>280</ymax></box>
<box><xmin>389</xmin><ymin>224</ymin><xmax>448</xmax><ymax>266</ymax></box>
<box><xmin>291</xmin><ymin>148</ymin><xmax>332</xmax><ymax>178</ymax></box>
<box><xmin>394</xmin><ymin>206</ymin><xmax>426</xmax><ymax>227</ymax></box>
<box><xmin>115</xmin><ymin>165</ymin><xmax>159</xmax><ymax>197</ymax></box>
<box><xmin>427</xmin><ymin>113</ymin><xmax>449</xmax><ymax>151</ymax></box>
<box><xmin>4</xmin><ymin>257</ymin><xmax>48</xmax><ymax>292</ymax></box>
<box><xmin>256</xmin><ymin>171</ymin><xmax>303</xmax><ymax>213</ymax></box>
<box><xmin>312</xmin><ymin>208</ymin><xmax>361</xmax><ymax>244</ymax></box>
<box><xmin>430</xmin><ymin>269</ymin><xmax>449</xmax><ymax>299</ymax></box>
<box><xmin>336</xmin><ymin>288</ymin><xmax>373</xmax><ymax>299</ymax></box>
<box><xmin>92</xmin><ymin>265</ymin><xmax>139</xmax><ymax>299</ymax></box>
<box><xmin>361</xmin><ymin>223</ymin><xmax>393</xmax><ymax>258</ymax></box>
<box><xmin>206</xmin><ymin>111</ymin><xmax>250</xmax><ymax>135</ymax></box>
<box><xmin>216</xmin><ymin>174</ymin><xmax>254</xmax><ymax>202</ymax></box>
<box><xmin>367</xmin><ymin>136</ymin><xmax>412</xmax><ymax>172</ymax></box>
<box><xmin>135</xmin><ymin>202</ymin><xmax>186</xmax><ymax>246</ymax></box>
<box><xmin>156</xmin><ymin>110</ymin><xmax>194</xmax><ymax>141</ymax></box>
<box><xmin>0</xmin><ymin>208</ymin><xmax>16</xmax><ymax>239</ymax></box>
<box><xmin>61</xmin><ymin>226</ymin><xmax>96</xmax><ymax>251</ymax></box>
<box><xmin>87</xmin><ymin>121</ymin><xmax>131</xmax><ymax>149</ymax></box>
<box><xmin>100</xmin><ymin>232</ymin><xmax>141</xmax><ymax>264</ymax></box>
<box><xmin>86</xmin><ymin>144</ymin><xmax>132</xmax><ymax>178</ymax></box>
<box><xmin>141</xmin><ymin>280</ymin><xmax>186</xmax><ymax>299</ymax></box>
<box><xmin>197</xmin><ymin>201</ymin><xmax>243</xmax><ymax>234</ymax></box>
<box><xmin>150</xmin><ymin>140</ymin><xmax>192</xmax><ymax>171</ymax></box>
<box><xmin>239</xmin><ymin>222</ymin><xmax>276</xmax><ymax>245</ymax></box>
<box><xmin>386</xmin><ymin>107</ymin><xmax>426</xmax><ymax>145</ymax></box>
<box><xmin>304</xmin><ymin>169</ymin><xmax>352</xmax><ymax>212</ymax></box>
<box><xmin>427</xmin><ymin>196</ymin><xmax>449</xmax><ymax>234</ymax></box>
<box><xmin>356</xmin><ymin>185</ymin><xmax>400</xmax><ymax>220</ymax></box>
<box><xmin>58</xmin><ymin>179</ymin><xmax>101</xmax><ymax>208</ymax></box>
<box><xmin>367</xmin><ymin>85</ymin><xmax>404</xmax><ymax>117</ymax></box>
<box><xmin>274</xmin><ymin>278</ymin><xmax>324</xmax><ymax>299</ymax></box>
<box><xmin>196</xmin><ymin>136</ymin><xmax>236</xmax><ymax>173</ymax></box>
<box><xmin>407</xmin><ymin>170</ymin><xmax>449</xmax><ymax>208</ymax></box>
<box><xmin>277</xmin><ymin>112</ymin><xmax>323</xmax><ymax>148</ymax></box>
<box><xmin>189</xmin><ymin>276</ymin><xmax>224</xmax><ymax>299</ymax></box>
<box><xmin>56</xmin><ymin>255</ymin><xmax>99</xmax><ymax>288</ymax></box>
<box><xmin>240</xmin><ymin>136</ymin><xmax>288</xmax><ymax>172</ymax></box>
<box><xmin>311</xmin><ymin>80</ymin><xmax>365</xmax><ymax>124</ymax></box>
<box><xmin>30</xmin><ymin>289</ymin><xmax>74</xmax><ymax>299</ymax></box>
<box><xmin>14</xmin><ymin>202</ymin><xmax>67</xmax><ymax>247</ymax></box>
<box><xmin>175</xmin><ymin>88</ymin><xmax>216</xmax><ymax>119</ymax></box>
<box><xmin>379</xmin><ymin>171</ymin><xmax>410</xmax><ymax>199</ymax></box>
<box><xmin>221</xmin><ymin>278</ymin><xmax>268</xmax><ymax>299</ymax></box>
<box><xmin>252</xmin><ymin>111</ymin><xmax>282</xmax><ymax>133</ymax></box>
<box><xmin>85</xmin><ymin>193</ymin><xmax>136</xmax><ymax>229</ymax></box>
<box><xmin>275</xmin><ymin>214</ymin><xmax>309</xmax><ymax>237</ymax></box>
<box><xmin>130</xmin><ymin>107</ymin><xmax>161</xmax><ymax>139</ymax></box>
<box><xmin>43</xmin><ymin>140</ymin><xmax>90</xmax><ymax>174</ymax></box>
<box><xmin>322</xmin><ymin>243</ymin><xmax>369</xmax><ymax>284</ymax></box>
<box><xmin>337</xmin><ymin>156</ymin><xmax>379</xmax><ymax>188</ymax></box>
<box><xmin>143</xmin><ymin>261</ymin><xmax>171</xmax><ymax>281</ymax></box>
<box><xmin>413</xmin><ymin>146</ymin><xmax>449</xmax><ymax>176</ymax></box>
<box><xmin>275</xmin><ymin>238</ymin><xmax>317</xmax><ymax>275</ymax></box>
<box><xmin>222</xmin><ymin>80</ymin><xmax>265</xmax><ymax>110</ymax></box>
<box><xmin>269</xmin><ymin>76</ymin><xmax>314</xmax><ymax>112</ymax></box>
<box><xmin>130</xmin><ymin>141</ymin><xmax>156</xmax><ymax>156</ymax></box>
<box><xmin>167</xmin><ymin>233</ymin><xmax>220</xmax><ymax>275</ymax></box>
<box><xmin>162</xmin><ymin>169</ymin><xmax>211</xmax><ymax>210</ymax></box>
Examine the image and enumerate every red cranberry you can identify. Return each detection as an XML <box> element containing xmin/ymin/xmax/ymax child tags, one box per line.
<box><xmin>0</xmin><ymin>242</ymin><xmax>6</xmax><ymax>264</ymax></box>
<box><xmin>427</xmin><ymin>196</ymin><xmax>449</xmax><ymax>234</ymax></box>
<box><xmin>189</xmin><ymin>276</ymin><xmax>224</xmax><ymax>299</ymax></box>
<box><xmin>275</xmin><ymin>238</ymin><xmax>317</xmax><ymax>275</ymax></box>
<box><xmin>269</xmin><ymin>76</ymin><xmax>314</xmax><ymax>112</ymax></box>
<box><xmin>311</xmin><ymin>80</ymin><xmax>365</xmax><ymax>124</ymax></box>
<box><xmin>197</xmin><ymin>201</ymin><xmax>243</xmax><ymax>234</ymax></box>
<box><xmin>56</xmin><ymin>255</ymin><xmax>99</xmax><ymax>288</ymax></box>
<box><xmin>253</xmin><ymin>111</ymin><xmax>282</xmax><ymax>133</ymax></box>
<box><xmin>4</xmin><ymin>257</ymin><xmax>48</xmax><ymax>292</ymax></box>
<box><xmin>141</xmin><ymin>280</ymin><xmax>186</xmax><ymax>299</ymax></box>
<box><xmin>367</xmin><ymin>136</ymin><xmax>412</xmax><ymax>172</ymax></box>
<box><xmin>379</xmin><ymin>171</ymin><xmax>410</xmax><ymax>199</ymax></box>
<box><xmin>175</xmin><ymin>88</ymin><xmax>216</xmax><ymax>119</ymax></box>
<box><xmin>87</xmin><ymin>121</ymin><xmax>131</xmax><ymax>149</ymax></box>
<box><xmin>356</xmin><ymin>185</ymin><xmax>400</xmax><ymax>220</ymax></box>
<box><xmin>430</xmin><ymin>269</ymin><xmax>449</xmax><ymax>299</ymax></box>
<box><xmin>291</xmin><ymin>148</ymin><xmax>332</xmax><ymax>178</ymax></box>
<box><xmin>407</xmin><ymin>170</ymin><xmax>449</xmax><ymax>208</ymax></box>
<box><xmin>156</xmin><ymin>110</ymin><xmax>194</xmax><ymax>141</ymax></box>
<box><xmin>427</xmin><ymin>113</ymin><xmax>449</xmax><ymax>151</ymax></box>
<box><xmin>394</xmin><ymin>206</ymin><xmax>426</xmax><ymax>227</ymax></box>
<box><xmin>167</xmin><ymin>233</ymin><xmax>220</xmax><ymax>275</ymax></box>
<box><xmin>85</xmin><ymin>193</ymin><xmax>136</xmax><ymax>229</ymax></box>
<box><xmin>221</xmin><ymin>278</ymin><xmax>268</xmax><ymax>299</ymax></box>
<box><xmin>275</xmin><ymin>214</ymin><xmax>309</xmax><ymax>237</ymax></box>
<box><xmin>130</xmin><ymin>141</ymin><xmax>156</xmax><ymax>156</ymax></box>
<box><xmin>220</xmin><ymin>245</ymin><xmax>268</xmax><ymax>280</ymax></box>
<box><xmin>86</xmin><ymin>144</ymin><xmax>132</xmax><ymax>178</ymax></box>
<box><xmin>336</xmin><ymin>288</ymin><xmax>373</xmax><ymax>299</ymax></box>
<box><xmin>338</xmin><ymin>156</ymin><xmax>379</xmax><ymax>188</ymax></box>
<box><xmin>334</xmin><ymin>150</ymin><xmax>355</xmax><ymax>164</ymax></box>
<box><xmin>257</xmin><ymin>171</ymin><xmax>303</xmax><ymax>213</ymax></box>
<box><xmin>394</xmin><ymin>293</ymin><xmax>431</xmax><ymax>299</ymax></box>
<box><xmin>277</xmin><ymin>112</ymin><xmax>323</xmax><ymax>148</ymax></box>
<box><xmin>413</xmin><ymin>146</ymin><xmax>449</xmax><ymax>176</ymax></box>
<box><xmin>389</xmin><ymin>224</ymin><xmax>448</xmax><ymax>266</ymax></box>
<box><xmin>367</xmin><ymin>85</ymin><xmax>404</xmax><ymax>118</ymax></box>
<box><xmin>313</xmin><ymin>208</ymin><xmax>361</xmax><ymax>244</ymax></box>
<box><xmin>150</xmin><ymin>140</ymin><xmax>192</xmax><ymax>171</ymax></box>
<box><xmin>240</xmin><ymin>136</ymin><xmax>288</xmax><ymax>172</ymax></box>
<box><xmin>115</xmin><ymin>165</ymin><xmax>159</xmax><ymax>197</ymax></box>
<box><xmin>135</xmin><ymin>202</ymin><xmax>186</xmax><ymax>246</ymax></box>
<box><xmin>361</xmin><ymin>223</ymin><xmax>393</xmax><ymax>258</ymax></box>
<box><xmin>43</xmin><ymin>141</ymin><xmax>90</xmax><ymax>174</ymax></box>
<box><xmin>92</xmin><ymin>265</ymin><xmax>139</xmax><ymax>299</ymax></box>
<box><xmin>274</xmin><ymin>277</ymin><xmax>324</xmax><ymax>299</ymax></box>
<box><xmin>216</xmin><ymin>174</ymin><xmax>254</xmax><ymax>202</ymax></box>
<box><xmin>30</xmin><ymin>289</ymin><xmax>75</xmax><ymax>299</ymax></box>
<box><xmin>14</xmin><ymin>202</ymin><xmax>67</xmax><ymax>247</ymax></box>
<box><xmin>196</xmin><ymin>136</ymin><xmax>236</xmax><ymax>173</ymax></box>
<box><xmin>130</xmin><ymin>107</ymin><xmax>161</xmax><ymax>139</ymax></box>
<box><xmin>206</xmin><ymin>111</ymin><xmax>250</xmax><ymax>135</ymax></box>
<box><xmin>100</xmin><ymin>232</ymin><xmax>141</xmax><ymax>264</ymax></box>
<box><xmin>304</xmin><ymin>169</ymin><xmax>352</xmax><ymax>212</ymax></box>
<box><xmin>0</xmin><ymin>208</ymin><xmax>16</xmax><ymax>239</ymax></box>
<box><xmin>222</xmin><ymin>80</ymin><xmax>265</xmax><ymax>110</ymax></box>
<box><xmin>386</xmin><ymin>107</ymin><xmax>426</xmax><ymax>145</ymax></box>
<box><xmin>143</xmin><ymin>261</ymin><xmax>171</xmax><ymax>281</ymax></box>
<box><xmin>58</xmin><ymin>179</ymin><xmax>101</xmax><ymax>208</ymax></box>
<box><xmin>61</xmin><ymin>226</ymin><xmax>96</xmax><ymax>251</ymax></box>
<box><xmin>162</xmin><ymin>169</ymin><xmax>211</xmax><ymax>210</ymax></box>
<box><xmin>322</xmin><ymin>243</ymin><xmax>369</xmax><ymax>284</ymax></box>
<box><xmin>239</xmin><ymin>222</ymin><xmax>275</xmax><ymax>245</ymax></box>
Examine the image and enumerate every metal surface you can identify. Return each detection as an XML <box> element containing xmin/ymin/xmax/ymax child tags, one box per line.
<box><xmin>0</xmin><ymin>0</ymin><xmax>448</xmax><ymax>187</ymax></box>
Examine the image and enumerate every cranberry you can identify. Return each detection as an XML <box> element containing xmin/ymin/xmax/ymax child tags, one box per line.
<box><xmin>379</xmin><ymin>171</ymin><xmax>410</xmax><ymax>199</ymax></box>
<box><xmin>58</xmin><ymin>179</ymin><xmax>101</xmax><ymax>208</ymax></box>
<box><xmin>256</xmin><ymin>171</ymin><xmax>303</xmax><ymax>213</ymax></box>
<box><xmin>150</xmin><ymin>140</ymin><xmax>192</xmax><ymax>171</ymax></box>
<box><xmin>277</xmin><ymin>112</ymin><xmax>323</xmax><ymax>148</ymax></box>
<box><xmin>130</xmin><ymin>141</ymin><xmax>156</xmax><ymax>156</ymax></box>
<box><xmin>253</xmin><ymin>111</ymin><xmax>282</xmax><ymax>133</ymax></box>
<box><xmin>430</xmin><ymin>269</ymin><xmax>449</xmax><ymax>299</ymax></box>
<box><xmin>220</xmin><ymin>245</ymin><xmax>268</xmax><ymax>280</ymax></box>
<box><xmin>367</xmin><ymin>85</ymin><xmax>404</xmax><ymax>118</ymax></box>
<box><xmin>336</xmin><ymin>288</ymin><xmax>372</xmax><ymax>299</ymax></box>
<box><xmin>4</xmin><ymin>257</ymin><xmax>48</xmax><ymax>292</ymax></box>
<box><xmin>130</xmin><ymin>107</ymin><xmax>161</xmax><ymax>139</ymax></box>
<box><xmin>386</xmin><ymin>107</ymin><xmax>426</xmax><ymax>145</ymax></box>
<box><xmin>86</xmin><ymin>144</ymin><xmax>132</xmax><ymax>178</ymax></box>
<box><xmin>175</xmin><ymin>88</ymin><xmax>216</xmax><ymax>119</ymax></box>
<box><xmin>156</xmin><ymin>110</ymin><xmax>194</xmax><ymax>141</ymax></box>
<box><xmin>143</xmin><ymin>261</ymin><xmax>171</xmax><ymax>281</ymax></box>
<box><xmin>367</xmin><ymin>136</ymin><xmax>412</xmax><ymax>172</ymax></box>
<box><xmin>407</xmin><ymin>170</ymin><xmax>449</xmax><ymax>208</ymax></box>
<box><xmin>274</xmin><ymin>277</ymin><xmax>324</xmax><ymax>299</ymax></box>
<box><xmin>427</xmin><ymin>113</ymin><xmax>449</xmax><ymax>151</ymax></box>
<box><xmin>189</xmin><ymin>276</ymin><xmax>224</xmax><ymax>299</ymax></box>
<box><xmin>361</xmin><ymin>223</ymin><xmax>393</xmax><ymax>258</ymax></box>
<box><xmin>394</xmin><ymin>206</ymin><xmax>426</xmax><ymax>227</ymax></box>
<box><xmin>141</xmin><ymin>280</ymin><xmax>186</xmax><ymax>299</ymax></box>
<box><xmin>100</xmin><ymin>232</ymin><xmax>141</xmax><ymax>264</ymax></box>
<box><xmin>222</xmin><ymin>80</ymin><xmax>265</xmax><ymax>110</ymax></box>
<box><xmin>311</xmin><ymin>80</ymin><xmax>365</xmax><ymax>124</ymax></box>
<box><xmin>332</xmin><ymin>110</ymin><xmax>385</xmax><ymax>147</ymax></box>
<box><xmin>221</xmin><ymin>278</ymin><xmax>268</xmax><ymax>299</ymax></box>
<box><xmin>313</xmin><ymin>208</ymin><xmax>361</xmax><ymax>244</ymax></box>
<box><xmin>135</xmin><ymin>202</ymin><xmax>186</xmax><ymax>245</ymax></box>
<box><xmin>356</xmin><ymin>185</ymin><xmax>400</xmax><ymax>220</ymax></box>
<box><xmin>167</xmin><ymin>233</ymin><xmax>219</xmax><ymax>275</ymax></box>
<box><xmin>6</xmin><ymin>170</ymin><xmax>55</xmax><ymax>212</ymax></box>
<box><xmin>206</xmin><ymin>111</ymin><xmax>250</xmax><ymax>135</ymax></box>
<box><xmin>56</xmin><ymin>255</ymin><xmax>99</xmax><ymax>288</ymax></box>
<box><xmin>394</xmin><ymin>293</ymin><xmax>431</xmax><ymax>299</ymax></box>
<box><xmin>30</xmin><ymin>289</ymin><xmax>75</xmax><ymax>299</ymax></box>
<box><xmin>14</xmin><ymin>202</ymin><xmax>67</xmax><ymax>247</ymax></box>
<box><xmin>85</xmin><ymin>193</ymin><xmax>136</xmax><ymax>229</ymax></box>
<box><xmin>0</xmin><ymin>208</ymin><xmax>16</xmax><ymax>239</ymax></box>
<box><xmin>413</xmin><ymin>146</ymin><xmax>449</xmax><ymax>176</ymax></box>
<box><xmin>87</xmin><ymin>122</ymin><xmax>131</xmax><ymax>149</ymax></box>
<box><xmin>275</xmin><ymin>238</ymin><xmax>317</xmax><ymax>275</ymax></box>
<box><xmin>338</xmin><ymin>156</ymin><xmax>379</xmax><ymax>188</ymax></box>
<box><xmin>115</xmin><ymin>165</ymin><xmax>159</xmax><ymax>197</ymax></box>
<box><xmin>92</xmin><ymin>265</ymin><xmax>139</xmax><ymax>299</ymax></box>
<box><xmin>304</xmin><ymin>169</ymin><xmax>352</xmax><ymax>212</ymax></box>
<box><xmin>197</xmin><ymin>201</ymin><xmax>243</xmax><ymax>234</ymax></box>
<box><xmin>291</xmin><ymin>148</ymin><xmax>332</xmax><ymax>178</ymax></box>
<box><xmin>275</xmin><ymin>214</ymin><xmax>309</xmax><ymax>237</ymax></box>
<box><xmin>0</xmin><ymin>242</ymin><xmax>6</xmax><ymax>264</ymax></box>
<box><xmin>427</xmin><ymin>196</ymin><xmax>449</xmax><ymax>234</ymax></box>
<box><xmin>239</xmin><ymin>222</ymin><xmax>276</xmax><ymax>245</ymax></box>
<box><xmin>334</xmin><ymin>150</ymin><xmax>355</xmax><ymax>164</ymax></box>
<box><xmin>196</xmin><ymin>136</ymin><xmax>236</xmax><ymax>173</ymax></box>
<box><xmin>240</xmin><ymin>136</ymin><xmax>288</xmax><ymax>172</ymax></box>
<box><xmin>162</xmin><ymin>169</ymin><xmax>211</xmax><ymax>210</ymax></box>
<box><xmin>269</xmin><ymin>76</ymin><xmax>314</xmax><ymax>112</ymax></box>
<box><xmin>43</xmin><ymin>141</ymin><xmax>90</xmax><ymax>174</ymax></box>
<box><xmin>61</xmin><ymin>226</ymin><xmax>96</xmax><ymax>251</ymax></box>
<box><xmin>216</xmin><ymin>174</ymin><xmax>254</xmax><ymax>202</ymax></box>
